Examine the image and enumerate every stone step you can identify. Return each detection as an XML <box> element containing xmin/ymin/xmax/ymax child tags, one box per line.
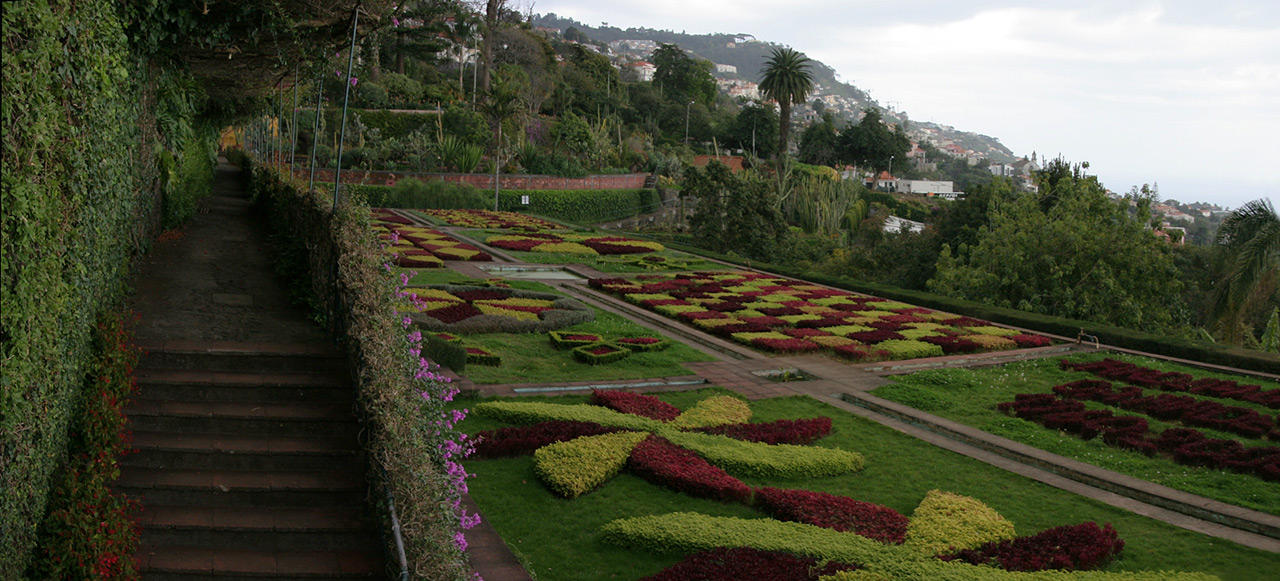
<box><xmin>137</xmin><ymin>543</ymin><xmax>380</xmax><ymax>579</ymax></box>
<box><xmin>126</xmin><ymin>400</ymin><xmax>359</xmax><ymax>438</ymax></box>
<box><xmin>135</xmin><ymin>368</ymin><xmax>353</xmax><ymax>403</ymax></box>
<box><xmin>125</xmin><ymin>431</ymin><xmax>360</xmax><ymax>472</ymax></box>
<box><xmin>139</xmin><ymin>346</ymin><xmax>346</xmax><ymax>375</ymax></box>
<box><xmin>140</xmin><ymin>506</ymin><xmax>377</xmax><ymax>552</ymax></box>
<box><xmin>118</xmin><ymin>467</ymin><xmax>365</xmax><ymax>508</ymax></box>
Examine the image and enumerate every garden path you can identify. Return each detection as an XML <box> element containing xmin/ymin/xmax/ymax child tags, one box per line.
<box><xmin>121</xmin><ymin>159</ymin><xmax>385</xmax><ymax>578</ymax></box>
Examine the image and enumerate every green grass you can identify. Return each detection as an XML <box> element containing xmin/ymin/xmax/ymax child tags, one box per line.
<box><xmin>871</xmin><ymin>351</ymin><xmax>1280</xmax><ymax>515</ymax></box>
<box><xmin>457</xmin><ymin>389</ymin><xmax>1280</xmax><ymax>581</ymax></box>
<box><xmin>459</xmin><ymin>306</ymin><xmax>715</xmax><ymax>384</ymax></box>
<box><xmin>459</xmin><ymin>229</ymin><xmax>727</xmax><ymax>273</ymax></box>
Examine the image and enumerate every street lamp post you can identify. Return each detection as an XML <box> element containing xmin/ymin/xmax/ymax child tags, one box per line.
<box><xmin>684</xmin><ymin>100</ymin><xmax>693</xmax><ymax>145</ymax></box>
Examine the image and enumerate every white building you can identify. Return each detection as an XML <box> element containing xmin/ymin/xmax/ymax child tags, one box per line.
<box><xmin>627</xmin><ymin>61</ymin><xmax>656</xmax><ymax>82</ymax></box>
<box><xmin>714</xmin><ymin>63</ymin><xmax>737</xmax><ymax>74</ymax></box>
<box><xmin>896</xmin><ymin>180</ymin><xmax>954</xmax><ymax>195</ymax></box>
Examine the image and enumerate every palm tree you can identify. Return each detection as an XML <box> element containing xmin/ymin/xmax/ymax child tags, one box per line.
<box><xmin>758</xmin><ymin>47</ymin><xmax>814</xmax><ymax>164</ymax></box>
<box><xmin>1212</xmin><ymin>198</ymin><xmax>1280</xmax><ymax>342</ymax></box>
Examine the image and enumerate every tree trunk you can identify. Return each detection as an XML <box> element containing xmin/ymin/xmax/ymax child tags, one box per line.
<box><xmin>777</xmin><ymin>101</ymin><xmax>791</xmax><ymax>165</ymax></box>
<box><xmin>480</xmin><ymin>0</ymin><xmax>501</xmax><ymax>96</ymax></box>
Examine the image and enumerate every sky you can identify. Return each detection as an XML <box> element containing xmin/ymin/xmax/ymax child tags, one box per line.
<box><xmin>529</xmin><ymin>0</ymin><xmax>1279</xmax><ymax>208</ymax></box>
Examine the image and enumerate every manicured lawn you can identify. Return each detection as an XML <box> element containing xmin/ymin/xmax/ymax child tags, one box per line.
<box><xmin>459</xmin><ymin>307</ymin><xmax>715</xmax><ymax>384</ymax></box>
<box><xmin>457</xmin><ymin>389</ymin><xmax>1279</xmax><ymax>581</ymax></box>
<box><xmin>872</xmin><ymin>351</ymin><xmax>1280</xmax><ymax>515</ymax></box>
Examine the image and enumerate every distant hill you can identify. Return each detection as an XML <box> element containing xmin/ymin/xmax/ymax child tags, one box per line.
<box><xmin>533</xmin><ymin>13</ymin><xmax>1018</xmax><ymax>163</ymax></box>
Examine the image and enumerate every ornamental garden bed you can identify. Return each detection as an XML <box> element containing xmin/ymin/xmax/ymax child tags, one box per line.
<box><xmin>455</xmin><ymin>389</ymin><xmax>1269</xmax><ymax>580</ymax></box>
<box><xmin>403</xmin><ymin>284</ymin><xmax>594</xmax><ymax>333</ymax></box>
<box><xmin>872</xmin><ymin>352</ymin><xmax>1280</xmax><ymax>514</ymax></box>
<box><xmin>373</xmin><ymin>209</ymin><xmax>493</xmax><ymax>266</ymax></box>
<box><xmin>589</xmin><ymin>271</ymin><xmax>1051</xmax><ymax>361</ymax></box>
<box><xmin>485</xmin><ymin>231</ymin><xmax>666</xmax><ymax>256</ymax></box>
<box><xmin>469</xmin><ymin>235</ymin><xmax>726</xmax><ymax>273</ymax></box>
<box><xmin>420</xmin><ymin>208</ymin><xmax>562</xmax><ymax>230</ymax></box>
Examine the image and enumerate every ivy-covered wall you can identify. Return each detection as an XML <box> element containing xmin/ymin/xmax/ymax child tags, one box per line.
<box><xmin>0</xmin><ymin>1</ymin><xmax>213</xmax><ymax>574</ymax></box>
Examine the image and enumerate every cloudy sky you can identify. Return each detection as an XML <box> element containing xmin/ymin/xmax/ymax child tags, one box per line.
<box><xmin>531</xmin><ymin>0</ymin><xmax>1278</xmax><ymax>208</ymax></box>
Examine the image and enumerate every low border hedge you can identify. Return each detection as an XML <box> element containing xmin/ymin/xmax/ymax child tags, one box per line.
<box><xmin>572</xmin><ymin>342</ymin><xmax>632</xmax><ymax>365</ymax></box>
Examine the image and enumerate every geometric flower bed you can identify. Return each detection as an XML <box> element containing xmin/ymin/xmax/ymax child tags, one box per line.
<box><xmin>1062</xmin><ymin>358</ymin><xmax>1280</xmax><ymax>409</ymax></box>
<box><xmin>589</xmin><ymin>271</ymin><xmax>1050</xmax><ymax>361</ymax></box>
<box><xmin>473</xmin><ymin>391</ymin><xmax>865</xmax><ymax>498</ymax></box>
<box><xmin>998</xmin><ymin>391</ymin><xmax>1280</xmax><ymax>481</ymax></box>
<box><xmin>1050</xmin><ymin>379</ymin><xmax>1277</xmax><ymax>439</ymax></box>
<box><xmin>572</xmin><ymin>342</ymin><xmax>632</xmax><ymax>365</ymax></box>
<box><xmin>472</xmin><ymin>391</ymin><xmax>1163</xmax><ymax>579</ymax></box>
<box><xmin>403</xmin><ymin>284</ymin><xmax>594</xmax><ymax>333</ymax></box>
<box><xmin>486</xmin><ymin>231</ymin><xmax>665</xmax><ymax>255</ymax></box>
<box><xmin>423</xmin><ymin>208</ymin><xmax>561</xmax><ymax>230</ymax></box>
<box><xmin>373</xmin><ymin>208</ymin><xmax>493</xmax><ymax>266</ymax></box>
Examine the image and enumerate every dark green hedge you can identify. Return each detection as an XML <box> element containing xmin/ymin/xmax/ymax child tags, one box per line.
<box><xmin>1</xmin><ymin>1</ymin><xmax>209</xmax><ymax>574</ymax></box>
<box><xmin>653</xmin><ymin>239</ymin><xmax>1280</xmax><ymax>375</ymax></box>
<box><xmin>498</xmin><ymin>189</ymin><xmax>660</xmax><ymax>224</ymax></box>
<box><xmin>298</xmin><ymin>108</ymin><xmax>437</xmax><ymax>141</ymax></box>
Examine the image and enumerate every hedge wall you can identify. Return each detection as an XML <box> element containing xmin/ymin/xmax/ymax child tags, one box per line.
<box><xmin>497</xmin><ymin>189</ymin><xmax>660</xmax><ymax>224</ymax></box>
<box><xmin>341</xmin><ymin>182</ymin><xmax>660</xmax><ymax>225</ymax></box>
<box><xmin>1</xmin><ymin>1</ymin><xmax>211</xmax><ymax>574</ymax></box>
<box><xmin>652</xmin><ymin>239</ymin><xmax>1280</xmax><ymax>375</ymax></box>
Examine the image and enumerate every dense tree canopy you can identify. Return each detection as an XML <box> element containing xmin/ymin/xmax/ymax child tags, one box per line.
<box><xmin>798</xmin><ymin>113</ymin><xmax>840</xmax><ymax>167</ymax></box>
<box><xmin>929</xmin><ymin>170</ymin><xmax>1185</xmax><ymax>332</ymax></box>
<box><xmin>685</xmin><ymin>163</ymin><xmax>791</xmax><ymax>261</ymax></box>
<box><xmin>838</xmin><ymin>108</ymin><xmax>910</xmax><ymax>173</ymax></box>
<box><xmin>651</xmin><ymin>43</ymin><xmax>716</xmax><ymax>106</ymax></box>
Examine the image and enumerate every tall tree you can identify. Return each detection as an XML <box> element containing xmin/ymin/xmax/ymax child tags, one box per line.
<box><xmin>758</xmin><ymin>47</ymin><xmax>813</xmax><ymax>162</ymax></box>
<box><xmin>838</xmin><ymin>108</ymin><xmax>909</xmax><ymax>173</ymax></box>
<box><xmin>650</xmin><ymin>43</ymin><xmax>716</xmax><ymax>106</ymax></box>
<box><xmin>798</xmin><ymin>112</ymin><xmax>839</xmax><ymax>166</ymax></box>
<box><xmin>1212</xmin><ymin>198</ymin><xmax>1280</xmax><ymax>342</ymax></box>
<box><xmin>478</xmin><ymin>0</ymin><xmax>505</xmax><ymax>95</ymax></box>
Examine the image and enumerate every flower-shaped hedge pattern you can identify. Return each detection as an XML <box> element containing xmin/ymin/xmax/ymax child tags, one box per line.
<box><xmin>373</xmin><ymin>209</ymin><xmax>492</xmax><ymax>266</ymax></box>
<box><xmin>486</xmin><ymin>232</ymin><xmax>665</xmax><ymax>255</ymax></box>
<box><xmin>424</xmin><ymin>208</ymin><xmax>561</xmax><ymax>230</ymax></box>
<box><xmin>589</xmin><ymin>271</ymin><xmax>1050</xmax><ymax>360</ymax></box>
<box><xmin>404</xmin><ymin>285</ymin><xmax>593</xmax><ymax>333</ymax></box>
<box><xmin>473</xmin><ymin>391</ymin><xmax>865</xmax><ymax>498</ymax></box>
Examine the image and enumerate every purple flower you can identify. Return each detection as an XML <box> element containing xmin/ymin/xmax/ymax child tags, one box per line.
<box><xmin>350</xmin><ymin>77</ymin><xmax>359</xmax><ymax>87</ymax></box>
<box><xmin>392</xmin><ymin>16</ymin><xmax>400</xmax><ymax>27</ymax></box>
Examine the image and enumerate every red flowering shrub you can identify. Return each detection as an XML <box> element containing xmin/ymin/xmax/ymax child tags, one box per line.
<box><xmin>782</xmin><ymin>328</ymin><xmax>834</xmax><ymax>338</ymax></box>
<box><xmin>583</xmin><ymin>240</ymin><xmax>653</xmax><ymax>255</ymax></box>
<box><xmin>754</xmin><ymin>487</ymin><xmax>908</xmax><ymax>544</ymax></box>
<box><xmin>759</xmin><ymin>306</ymin><xmax>805</xmax><ymax>316</ymax></box>
<box><xmin>677</xmin><ymin>311</ymin><xmax>729</xmax><ymax>321</ymax></box>
<box><xmin>867</xmin><ymin>320</ymin><xmax>906</xmax><ymax>331</ymax></box>
<box><xmin>941</xmin><ymin>316</ymin><xmax>991</xmax><ymax>327</ymax></box>
<box><xmin>628</xmin><ymin>436</ymin><xmax>751</xmax><ymax>502</ymax></box>
<box><xmin>591</xmin><ymin>390</ymin><xmax>682</xmax><ymax>421</ymax></box>
<box><xmin>1062</xmin><ymin>358</ymin><xmax>1280</xmax><ymax>409</ymax></box>
<box><xmin>1009</xmin><ymin>334</ymin><xmax>1053</xmax><ymax>348</ymax></box>
<box><xmin>832</xmin><ymin>344</ymin><xmax>889</xmax><ymax>361</ymax></box>
<box><xmin>751</xmin><ymin>337</ymin><xmax>823</xmax><ymax>353</ymax></box>
<box><xmin>1053</xmin><ymin>379</ymin><xmax>1275</xmax><ymax>439</ymax></box>
<box><xmin>939</xmin><ymin>522</ymin><xmax>1124</xmax><ymax>571</ymax></box>
<box><xmin>848</xmin><ymin>329</ymin><xmax>905</xmax><ymax>344</ymax></box>
<box><xmin>920</xmin><ymin>335</ymin><xmax>982</xmax><ymax>354</ymax></box>
<box><xmin>29</xmin><ymin>312</ymin><xmax>141</xmax><ymax>579</ymax></box>
<box><xmin>473</xmin><ymin>421</ymin><xmax>619</xmax><ymax>458</ymax></box>
<box><xmin>452</xmin><ymin>289</ymin><xmax>512</xmax><ymax>301</ymax></box>
<box><xmin>641</xmin><ymin>547</ymin><xmax>859</xmax><ymax>581</ymax></box>
<box><xmin>422</xmin><ymin>302</ymin><xmax>484</xmax><ymax>324</ymax></box>
<box><xmin>694</xmin><ymin>418</ymin><xmax>832</xmax><ymax>445</ymax></box>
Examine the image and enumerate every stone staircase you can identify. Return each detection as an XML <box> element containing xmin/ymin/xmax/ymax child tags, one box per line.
<box><xmin>120</xmin><ymin>344</ymin><xmax>381</xmax><ymax>579</ymax></box>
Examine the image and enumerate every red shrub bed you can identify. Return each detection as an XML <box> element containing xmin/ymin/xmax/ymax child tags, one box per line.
<box><xmin>1052</xmin><ymin>379</ymin><xmax>1275</xmax><ymax>439</ymax></box>
<box><xmin>583</xmin><ymin>240</ymin><xmax>653</xmax><ymax>255</ymax></box>
<box><xmin>1010</xmin><ymin>334</ymin><xmax>1053</xmax><ymax>348</ymax></box>
<box><xmin>920</xmin><ymin>335</ymin><xmax>982</xmax><ymax>354</ymax></box>
<box><xmin>452</xmin><ymin>289</ymin><xmax>512</xmax><ymax>301</ymax></box>
<box><xmin>782</xmin><ymin>327</ymin><xmax>834</xmax><ymax>338</ymax></box>
<box><xmin>848</xmin><ymin>329</ymin><xmax>905</xmax><ymax>344</ymax></box>
<box><xmin>694</xmin><ymin>418</ymin><xmax>832</xmax><ymax>445</ymax></box>
<box><xmin>422</xmin><ymin>302</ymin><xmax>484</xmax><ymax>324</ymax></box>
<box><xmin>1062</xmin><ymin>358</ymin><xmax>1280</xmax><ymax>409</ymax></box>
<box><xmin>487</xmin><ymin>238</ymin><xmax>543</xmax><ymax>251</ymax></box>
<box><xmin>833</xmin><ymin>344</ymin><xmax>888</xmax><ymax>361</ymax></box>
<box><xmin>939</xmin><ymin>522</ymin><xmax>1124</xmax><ymax>571</ymax></box>
<box><xmin>754</xmin><ymin>487</ymin><xmax>908</xmax><ymax>544</ymax></box>
<box><xmin>941</xmin><ymin>316</ymin><xmax>992</xmax><ymax>327</ymax></box>
<box><xmin>795</xmin><ymin>316</ymin><xmax>857</xmax><ymax>329</ymax></box>
<box><xmin>628</xmin><ymin>436</ymin><xmax>751</xmax><ymax>503</ymax></box>
<box><xmin>472</xmin><ymin>421</ymin><xmax>619</xmax><ymax>458</ymax></box>
<box><xmin>751</xmin><ymin>337</ymin><xmax>823</xmax><ymax>353</ymax></box>
<box><xmin>759</xmin><ymin>306</ymin><xmax>804</xmax><ymax>316</ymax></box>
<box><xmin>591</xmin><ymin>389</ymin><xmax>682</xmax><ymax>421</ymax></box>
<box><xmin>640</xmin><ymin>547</ymin><xmax>859</xmax><ymax>581</ymax></box>
<box><xmin>999</xmin><ymin>393</ymin><xmax>1280</xmax><ymax>481</ymax></box>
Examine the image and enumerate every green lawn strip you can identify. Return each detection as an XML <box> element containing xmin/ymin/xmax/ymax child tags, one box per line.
<box><xmin>870</xmin><ymin>351</ymin><xmax>1280</xmax><ymax>514</ymax></box>
<box><xmin>458</xmin><ymin>306</ymin><xmax>714</xmax><ymax>385</ymax></box>
<box><xmin>456</xmin><ymin>389</ymin><xmax>1280</xmax><ymax>581</ymax></box>
<box><xmin>458</xmin><ymin>228</ymin><xmax>727</xmax><ymax>273</ymax></box>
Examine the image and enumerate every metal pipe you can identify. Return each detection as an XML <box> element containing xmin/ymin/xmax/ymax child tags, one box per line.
<box><xmin>308</xmin><ymin>67</ymin><xmax>323</xmax><ymax>194</ymax></box>
<box><xmin>333</xmin><ymin>6</ymin><xmax>359</xmax><ymax>211</ymax></box>
<box><xmin>290</xmin><ymin>67</ymin><xmax>300</xmax><ymax>172</ymax></box>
